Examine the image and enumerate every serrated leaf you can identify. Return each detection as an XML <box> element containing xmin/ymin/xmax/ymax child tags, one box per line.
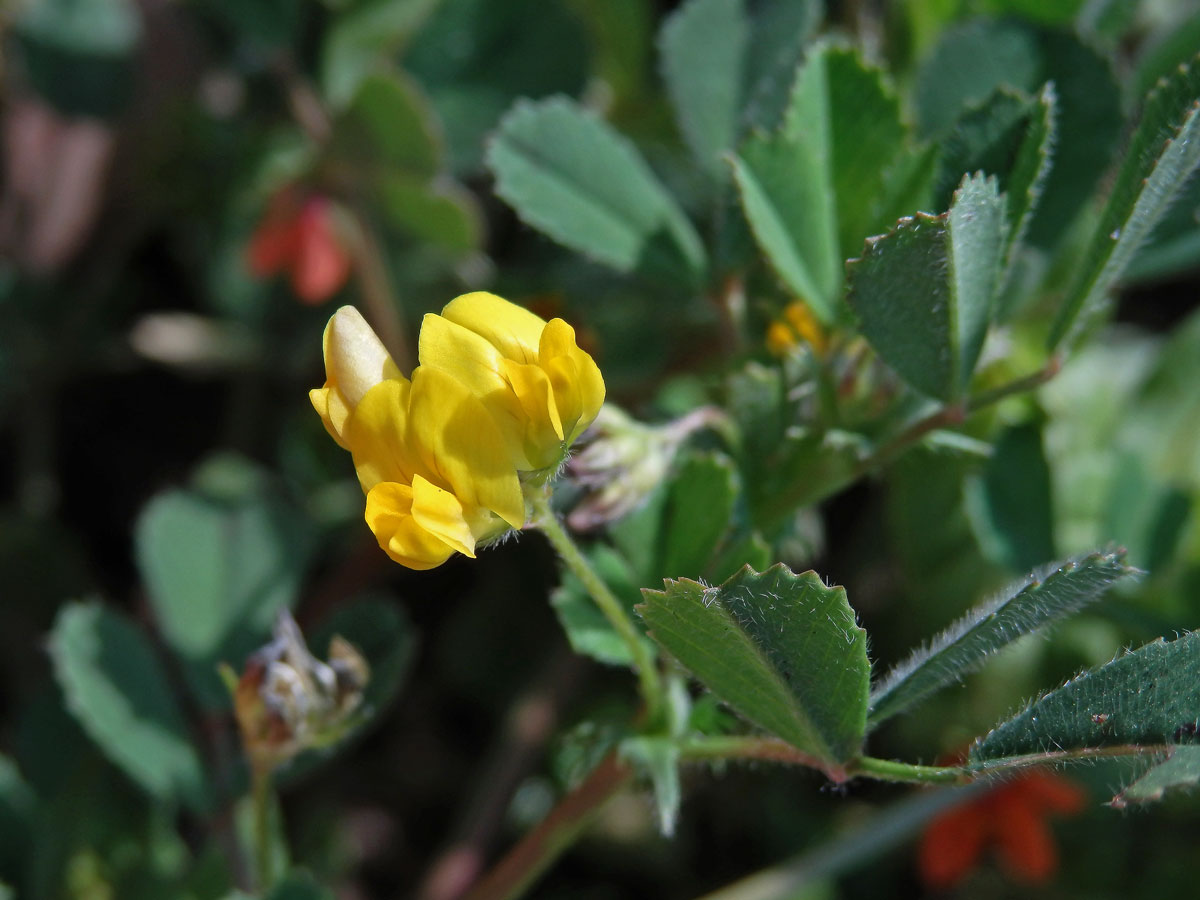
<box><xmin>1002</xmin><ymin>84</ymin><xmax>1055</xmax><ymax>268</ymax></box>
<box><xmin>488</xmin><ymin>97</ymin><xmax>707</xmax><ymax>287</ymax></box>
<box><xmin>869</xmin><ymin>550</ymin><xmax>1135</xmax><ymax>727</ymax></box>
<box><xmin>621</xmin><ymin>737</ymin><xmax>681</xmax><ymax>836</ymax></box>
<box><xmin>1050</xmin><ymin>55</ymin><xmax>1200</xmax><ymax>348</ymax></box>
<box><xmin>49</xmin><ymin>602</ymin><xmax>209</xmax><ymax>810</ymax></box>
<box><xmin>638</xmin><ymin>565</ymin><xmax>869</xmax><ymax>765</ymax></box>
<box><xmin>847</xmin><ymin>173</ymin><xmax>1007</xmax><ymax>401</ymax></box>
<box><xmin>971</xmin><ymin>631</ymin><xmax>1200</xmax><ymax>768</ymax></box>
<box><xmin>551</xmin><ymin>544</ymin><xmax>650</xmax><ymax>667</ymax></box>
<box><xmin>915</xmin><ymin>21</ymin><xmax>1120</xmax><ymax>252</ymax></box>
<box><xmin>659</xmin><ymin>0</ymin><xmax>749</xmax><ymax>180</ymax></box>
<box><xmin>933</xmin><ymin>88</ymin><xmax>1033</xmax><ymax>211</ymax></box>
<box><xmin>321</xmin><ymin>0</ymin><xmax>440</xmax><ymax>107</ymax></box>
<box><xmin>1114</xmin><ymin>746</ymin><xmax>1200</xmax><ymax>806</ymax></box>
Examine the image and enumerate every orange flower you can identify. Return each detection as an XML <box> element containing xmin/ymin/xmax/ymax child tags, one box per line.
<box><xmin>918</xmin><ymin>770</ymin><xmax>1086</xmax><ymax>889</ymax></box>
<box><xmin>248</xmin><ymin>192</ymin><xmax>351</xmax><ymax>305</ymax></box>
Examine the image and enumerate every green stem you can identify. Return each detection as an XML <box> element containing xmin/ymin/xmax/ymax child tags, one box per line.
<box><xmin>846</xmin><ymin>756</ymin><xmax>966</xmax><ymax>785</ymax></box>
<box><xmin>526</xmin><ymin>485</ymin><xmax>663</xmax><ymax>724</ymax></box>
<box><xmin>251</xmin><ymin>764</ymin><xmax>275</xmax><ymax>891</ymax></box>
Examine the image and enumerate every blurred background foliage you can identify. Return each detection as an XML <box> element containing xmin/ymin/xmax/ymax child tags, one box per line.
<box><xmin>1</xmin><ymin>0</ymin><xmax>1200</xmax><ymax>898</ymax></box>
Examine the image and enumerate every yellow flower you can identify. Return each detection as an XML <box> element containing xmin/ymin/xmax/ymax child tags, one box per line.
<box><xmin>310</xmin><ymin>306</ymin><xmax>525</xmax><ymax>570</ymax></box>
<box><xmin>418</xmin><ymin>292</ymin><xmax>606</xmax><ymax>472</ymax></box>
<box><xmin>766</xmin><ymin>300</ymin><xmax>826</xmax><ymax>358</ymax></box>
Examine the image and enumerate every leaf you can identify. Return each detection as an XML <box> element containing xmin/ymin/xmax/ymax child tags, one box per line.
<box><xmin>135</xmin><ymin>455</ymin><xmax>312</xmax><ymax>660</ymax></box>
<box><xmin>1114</xmin><ymin>746</ymin><xmax>1200</xmax><ymax>806</ymax></box>
<box><xmin>659</xmin><ymin>0</ymin><xmax>749</xmax><ymax>180</ymax></box>
<box><xmin>847</xmin><ymin>172</ymin><xmax>1007</xmax><ymax>401</ymax></box>
<box><xmin>265</xmin><ymin>871</ymin><xmax>335</xmax><ymax>900</ymax></box>
<box><xmin>321</xmin><ymin>0</ymin><xmax>441</xmax><ymax>107</ymax></box>
<box><xmin>611</xmin><ymin>453</ymin><xmax>740</xmax><ymax>583</ymax></box>
<box><xmin>1001</xmin><ymin>84</ymin><xmax>1056</xmax><ymax>267</ymax></box>
<box><xmin>551</xmin><ymin>544</ymin><xmax>650</xmax><ymax>667</ymax></box>
<box><xmin>379</xmin><ymin>175</ymin><xmax>484</xmax><ymax>252</ymax></box>
<box><xmin>134</xmin><ymin>455</ymin><xmax>314</xmax><ymax>705</ymax></box>
<box><xmin>488</xmin><ymin>97</ymin><xmax>708</xmax><ymax>287</ymax></box>
<box><xmin>739</xmin><ymin>0</ymin><xmax>823</xmax><ymax>132</ymax></box>
<box><xmin>933</xmin><ymin>88</ymin><xmax>1033</xmax><ymax>211</ymax></box>
<box><xmin>915</xmin><ymin>20</ymin><xmax>1121</xmax><ymax>251</ymax></box>
<box><xmin>1049</xmin><ymin>55</ymin><xmax>1200</xmax><ymax>347</ymax></box>
<box><xmin>732</xmin><ymin>43</ymin><xmax>912</xmax><ymax>322</ymax></box>
<box><xmin>868</xmin><ymin>549</ymin><xmax>1135</xmax><ymax>728</ymax></box>
<box><xmin>964</xmin><ymin>420</ymin><xmax>1056</xmax><ymax>573</ymax></box>
<box><xmin>333</xmin><ymin>72</ymin><xmax>441</xmax><ymax>179</ymax></box>
<box><xmin>638</xmin><ymin>565</ymin><xmax>869</xmax><ymax>765</ymax></box>
<box><xmin>49</xmin><ymin>602</ymin><xmax>209</xmax><ymax>810</ymax></box>
<box><xmin>783</xmin><ymin>43</ymin><xmax>909</xmax><ymax>263</ymax></box>
<box><xmin>621</xmin><ymin>737</ymin><xmax>681</xmax><ymax>836</ymax></box>
<box><xmin>970</xmin><ymin>630</ymin><xmax>1200</xmax><ymax>768</ymax></box>
<box><xmin>730</xmin><ymin>133</ymin><xmax>839</xmax><ymax>321</ymax></box>
<box><xmin>0</xmin><ymin>756</ymin><xmax>33</xmax><ymax>884</ymax></box>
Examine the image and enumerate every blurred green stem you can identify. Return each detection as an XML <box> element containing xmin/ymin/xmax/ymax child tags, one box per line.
<box><xmin>527</xmin><ymin>485</ymin><xmax>664</xmax><ymax>725</ymax></box>
<box><xmin>847</xmin><ymin>756</ymin><xmax>965</xmax><ymax>785</ymax></box>
<box><xmin>251</xmin><ymin>764</ymin><xmax>275</xmax><ymax>892</ymax></box>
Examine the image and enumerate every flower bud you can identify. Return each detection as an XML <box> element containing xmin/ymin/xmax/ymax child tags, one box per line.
<box><xmin>310</xmin><ymin>305</ymin><xmax>402</xmax><ymax>448</ymax></box>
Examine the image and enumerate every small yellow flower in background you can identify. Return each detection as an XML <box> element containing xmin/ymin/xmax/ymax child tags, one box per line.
<box><xmin>312</xmin><ymin>294</ymin><xmax>604</xmax><ymax>570</ymax></box>
<box><xmin>766</xmin><ymin>300</ymin><xmax>826</xmax><ymax>358</ymax></box>
<box><xmin>419</xmin><ymin>292</ymin><xmax>606</xmax><ymax>472</ymax></box>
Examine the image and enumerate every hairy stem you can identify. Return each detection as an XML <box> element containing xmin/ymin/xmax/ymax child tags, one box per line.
<box><xmin>846</xmin><ymin>756</ymin><xmax>966</xmax><ymax>785</ymax></box>
<box><xmin>527</xmin><ymin>485</ymin><xmax>664</xmax><ymax>724</ymax></box>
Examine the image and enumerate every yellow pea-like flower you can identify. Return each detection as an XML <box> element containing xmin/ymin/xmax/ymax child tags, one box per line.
<box><xmin>311</xmin><ymin>306</ymin><xmax>525</xmax><ymax>570</ymax></box>
<box><xmin>418</xmin><ymin>292</ymin><xmax>606</xmax><ymax>472</ymax></box>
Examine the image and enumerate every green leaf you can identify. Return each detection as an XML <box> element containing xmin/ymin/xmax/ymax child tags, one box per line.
<box><xmin>621</xmin><ymin>737</ymin><xmax>681</xmax><ymax>836</ymax></box>
<box><xmin>1002</xmin><ymin>84</ymin><xmax>1056</xmax><ymax>267</ymax></box>
<box><xmin>333</xmin><ymin>72</ymin><xmax>441</xmax><ymax>179</ymax></box>
<box><xmin>49</xmin><ymin>602</ymin><xmax>209</xmax><ymax>810</ymax></box>
<box><xmin>379</xmin><ymin>175</ymin><xmax>484</xmax><ymax>252</ymax></box>
<box><xmin>964</xmin><ymin>420</ymin><xmax>1056</xmax><ymax>573</ymax></box>
<box><xmin>915</xmin><ymin>21</ymin><xmax>1121</xmax><ymax>251</ymax></box>
<box><xmin>638</xmin><ymin>565</ymin><xmax>869</xmax><ymax>765</ymax></box>
<box><xmin>783</xmin><ymin>44</ymin><xmax>910</xmax><ymax>263</ymax></box>
<box><xmin>1049</xmin><ymin>55</ymin><xmax>1200</xmax><ymax>348</ymax></box>
<box><xmin>488</xmin><ymin>97</ymin><xmax>708</xmax><ymax>287</ymax></box>
<box><xmin>321</xmin><ymin>0</ymin><xmax>441</xmax><ymax>107</ymax></box>
<box><xmin>551</xmin><ymin>544</ymin><xmax>649</xmax><ymax>667</ymax></box>
<box><xmin>265</xmin><ymin>871</ymin><xmax>335</xmax><ymax>900</ymax></box>
<box><xmin>847</xmin><ymin>172</ymin><xmax>1007</xmax><ymax>401</ymax></box>
<box><xmin>611</xmin><ymin>453</ymin><xmax>740</xmax><ymax>583</ymax></box>
<box><xmin>659</xmin><ymin>0</ymin><xmax>749</xmax><ymax>180</ymax></box>
<box><xmin>732</xmin><ymin>43</ymin><xmax>913</xmax><ymax>321</ymax></box>
<box><xmin>730</xmin><ymin>133</ymin><xmax>839</xmax><ymax>321</ymax></box>
<box><xmin>134</xmin><ymin>455</ymin><xmax>313</xmax><ymax>704</ymax></box>
<box><xmin>970</xmin><ymin>630</ymin><xmax>1200</xmax><ymax>768</ymax></box>
<box><xmin>739</xmin><ymin>0</ymin><xmax>823</xmax><ymax>132</ymax></box>
<box><xmin>1114</xmin><ymin>746</ymin><xmax>1200</xmax><ymax>806</ymax></box>
<box><xmin>933</xmin><ymin>89</ymin><xmax>1033</xmax><ymax>211</ymax></box>
<box><xmin>868</xmin><ymin>549</ymin><xmax>1135</xmax><ymax>727</ymax></box>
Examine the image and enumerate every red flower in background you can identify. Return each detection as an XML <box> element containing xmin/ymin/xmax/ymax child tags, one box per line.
<box><xmin>248</xmin><ymin>191</ymin><xmax>351</xmax><ymax>305</ymax></box>
<box><xmin>918</xmin><ymin>769</ymin><xmax>1086</xmax><ymax>890</ymax></box>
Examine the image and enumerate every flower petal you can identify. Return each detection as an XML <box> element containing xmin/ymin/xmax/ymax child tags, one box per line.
<box><xmin>364</xmin><ymin>481</ymin><xmax>458</xmax><ymax>570</ymax></box>
<box><xmin>501</xmin><ymin>357</ymin><xmax>565</xmax><ymax>452</ymax></box>
<box><xmin>918</xmin><ymin>803</ymin><xmax>988</xmax><ymax>889</ymax></box>
<box><xmin>408</xmin><ymin>366</ymin><xmax>526</xmax><ymax>529</ymax></box>
<box><xmin>993</xmin><ymin>792</ymin><xmax>1058</xmax><ymax>884</ymax></box>
<box><xmin>440</xmin><ymin>291</ymin><xmax>546</xmax><ymax>364</ymax></box>
<box><xmin>539</xmin><ymin>317</ymin><xmax>604</xmax><ymax>441</ymax></box>
<box><xmin>344</xmin><ymin>378</ymin><xmax>415</xmax><ymax>493</ymax></box>
<box><xmin>313</xmin><ymin>306</ymin><xmax>402</xmax><ymax>445</ymax></box>
<box><xmin>409</xmin><ymin>473</ymin><xmax>476</xmax><ymax>558</ymax></box>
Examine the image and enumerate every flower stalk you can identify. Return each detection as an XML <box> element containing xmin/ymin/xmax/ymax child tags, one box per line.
<box><xmin>525</xmin><ymin>483</ymin><xmax>664</xmax><ymax>725</ymax></box>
